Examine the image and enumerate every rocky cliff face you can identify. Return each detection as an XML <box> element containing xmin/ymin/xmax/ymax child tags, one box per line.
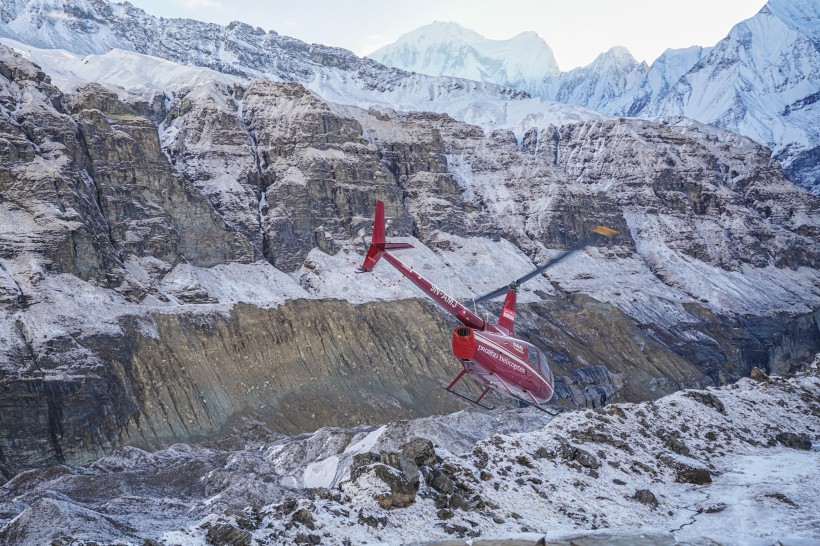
<box><xmin>0</xmin><ymin>43</ymin><xmax>819</xmax><ymax>475</ymax></box>
<box><xmin>0</xmin><ymin>298</ymin><xmax>470</xmax><ymax>469</ymax></box>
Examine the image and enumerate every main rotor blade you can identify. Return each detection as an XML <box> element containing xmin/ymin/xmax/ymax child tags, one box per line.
<box><xmin>473</xmin><ymin>227</ymin><xmax>617</xmax><ymax>304</ymax></box>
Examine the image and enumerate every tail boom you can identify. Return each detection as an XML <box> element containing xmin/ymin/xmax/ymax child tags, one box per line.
<box><xmin>360</xmin><ymin>200</ymin><xmax>495</xmax><ymax>332</ymax></box>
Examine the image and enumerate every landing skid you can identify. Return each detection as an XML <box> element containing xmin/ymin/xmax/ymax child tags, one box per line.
<box><xmin>442</xmin><ymin>386</ymin><xmax>496</xmax><ymax>410</ymax></box>
<box><xmin>508</xmin><ymin>393</ymin><xmax>562</xmax><ymax>416</ymax></box>
<box><xmin>444</xmin><ymin>369</ymin><xmax>496</xmax><ymax>410</ymax></box>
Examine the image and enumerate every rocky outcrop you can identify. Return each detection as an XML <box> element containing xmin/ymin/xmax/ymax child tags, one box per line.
<box><xmin>776</xmin><ymin>432</ymin><xmax>813</xmax><ymax>450</ymax></box>
<box><xmin>768</xmin><ymin>309</ymin><xmax>820</xmax><ymax>375</ymax></box>
<box><xmin>528</xmin><ymin>118</ymin><xmax>820</xmax><ymax>270</ymax></box>
<box><xmin>0</xmin><ymin>47</ymin><xmax>122</xmax><ymax>289</ymax></box>
<box><xmin>68</xmin><ymin>84</ymin><xmax>258</xmax><ymax>269</ymax></box>
<box><xmin>241</xmin><ymin>81</ymin><xmax>412</xmax><ymax>270</ymax></box>
<box><xmin>163</xmin><ymin>83</ymin><xmax>263</xmax><ymax>252</ymax></box>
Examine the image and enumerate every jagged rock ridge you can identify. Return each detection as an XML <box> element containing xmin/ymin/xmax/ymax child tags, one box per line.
<box><xmin>0</xmin><ymin>0</ymin><xmax>530</xmax><ymax>107</ymax></box>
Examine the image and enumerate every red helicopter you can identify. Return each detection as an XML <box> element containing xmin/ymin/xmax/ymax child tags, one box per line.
<box><xmin>359</xmin><ymin>200</ymin><xmax>617</xmax><ymax>413</ymax></box>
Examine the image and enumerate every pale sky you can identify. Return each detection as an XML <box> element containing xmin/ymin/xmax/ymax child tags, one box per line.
<box><xmin>123</xmin><ymin>0</ymin><xmax>768</xmax><ymax>70</ymax></box>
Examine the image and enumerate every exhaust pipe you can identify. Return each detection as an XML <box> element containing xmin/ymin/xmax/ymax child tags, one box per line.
<box><xmin>452</xmin><ymin>327</ymin><xmax>476</xmax><ymax>359</ymax></box>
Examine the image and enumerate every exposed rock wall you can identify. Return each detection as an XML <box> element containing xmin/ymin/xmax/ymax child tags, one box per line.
<box><xmin>242</xmin><ymin>81</ymin><xmax>412</xmax><ymax>270</ymax></box>
<box><xmin>768</xmin><ymin>308</ymin><xmax>820</xmax><ymax>375</ymax></box>
<box><xmin>69</xmin><ymin>84</ymin><xmax>258</xmax><ymax>269</ymax></box>
<box><xmin>525</xmin><ymin>119</ymin><xmax>819</xmax><ymax>270</ymax></box>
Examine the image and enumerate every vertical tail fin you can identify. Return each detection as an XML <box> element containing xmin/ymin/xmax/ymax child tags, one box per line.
<box><xmin>372</xmin><ymin>200</ymin><xmax>386</xmax><ymax>247</ymax></box>
<box><xmin>359</xmin><ymin>200</ymin><xmax>413</xmax><ymax>271</ymax></box>
<box><xmin>497</xmin><ymin>286</ymin><xmax>517</xmax><ymax>334</ymax></box>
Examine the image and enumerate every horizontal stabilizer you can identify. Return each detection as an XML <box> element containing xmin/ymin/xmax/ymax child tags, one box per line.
<box><xmin>360</xmin><ymin>201</ymin><xmax>414</xmax><ymax>271</ymax></box>
<box><xmin>382</xmin><ymin>242</ymin><xmax>414</xmax><ymax>251</ymax></box>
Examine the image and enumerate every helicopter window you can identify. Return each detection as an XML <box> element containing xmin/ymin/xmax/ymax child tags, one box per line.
<box><xmin>539</xmin><ymin>352</ymin><xmax>549</xmax><ymax>376</ymax></box>
<box><xmin>527</xmin><ymin>347</ymin><xmax>547</xmax><ymax>375</ymax></box>
<box><xmin>528</xmin><ymin>347</ymin><xmax>538</xmax><ymax>371</ymax></box>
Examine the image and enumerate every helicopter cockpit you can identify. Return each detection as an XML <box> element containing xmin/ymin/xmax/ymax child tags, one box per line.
<box><xmin>527</xmin><ymin>345</ymin><xmax>550</xmax><ymax>377</ymax></box>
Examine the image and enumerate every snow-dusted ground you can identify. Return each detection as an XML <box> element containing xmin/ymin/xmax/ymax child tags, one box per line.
<box><xmin>1</xmin><ymin>365</ymin><xmax>817</xmax><ymax>545</ymax></box>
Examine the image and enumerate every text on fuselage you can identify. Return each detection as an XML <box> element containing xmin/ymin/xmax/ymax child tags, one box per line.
<box><xmin>477</xmin><ymin>344</ymin><xmax>526</xmax><ymax>374</ymax></box>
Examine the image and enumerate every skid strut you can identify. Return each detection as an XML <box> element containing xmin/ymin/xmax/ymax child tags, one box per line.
<box><xmin>443</xmin><ymin>369</ymin><xmax>495</xmax><ymax>410</ymax></box>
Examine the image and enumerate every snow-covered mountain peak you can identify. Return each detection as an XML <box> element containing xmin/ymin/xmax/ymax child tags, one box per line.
<box><xmin>399</xmin><ymin>20</ymin><xmax>486</xmax><ymax>44</ymax></box>
<box><xmin>507</xmin><ymin>29</ymin><xmax>545</xmax><ymax>44</ymax></box>
<box><xmin>606</xmin><ymin>45</ymin><xmax>635</xmax><ymax>59</ymax></box>
<box><xmin>369</xmin><ymin>21</ymin><xmax>560</xmax><ymax>92</ymax></box>
<box><xmin>590</xmin><ymin>46</ymin><xmax>642</xmax><ymax>69</ymax></box>
<box><xmin>766</xmin><ymin>0</ymin><xmax>820</xmax><ymax>42</ymax></box>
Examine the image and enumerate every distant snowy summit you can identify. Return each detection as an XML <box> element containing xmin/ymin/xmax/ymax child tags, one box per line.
<box><xmin>369</xmin><ymin>21</ymin><xmax>642</xmax><ymax>104</ymax></box>
<box><xmin>370</xmin><ymin>3</ymin><xmax>820</xmax><ymax>194</ymax></box>
<box><xmin>369</xmin><ymin>21</ymin><xmax>560</xmax><ymax>96</ymax></box>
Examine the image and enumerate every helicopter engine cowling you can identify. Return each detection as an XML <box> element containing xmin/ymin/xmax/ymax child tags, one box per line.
<box><xmin>451</xmin><ymin>327</ymin><xmax>477</xmax><ymax>359</ymax></box>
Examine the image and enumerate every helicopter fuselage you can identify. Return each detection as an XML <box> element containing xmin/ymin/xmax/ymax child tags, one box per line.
<box><xmin>452</xmin><ymin>327</ymin><xmax>554</xmax><ymax>404</ymax></box>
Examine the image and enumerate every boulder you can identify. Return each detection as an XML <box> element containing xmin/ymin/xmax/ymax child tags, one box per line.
<box><xmin>750</xmin><ymin>367</ymin><xmax>770</xmax><ymax>382</ymax></box>
<box><xmin>205</xmin><ymin>523</ymin><xmax>251</xmax><ymax>546</ymax></box>
<box><xmin>424</xmin><ymin>467</ymin><xmax>455</xmax><ymax>495</ymax></box>
<box><xmin>776</xmin><ymin>432</ymin><xmax>812</xmax><ymax>450</ymax></box>
<box><xmin>380</xmin><ymin>450</ymin><xmax>420</xmax><ymax>486</ymax></box>
<box><xmin>560</xmin><ymin>442</ymin><xmax>601</xmax><ymax>469</ymax></box>
<box><xmin>402</xmin><ymin>437</ymin><xmax>437</xmax><ymax>467</ymax></box>
<box><xmin>660</xmin><ymin>454</ymin><xmax>712</xmax><ymax>485</ymax></box>
<box><xmin>353</xmin><ymin>463</ymin><xmax>417</xmax><ymax>510</ymax></box>
<box><xmin>683</xmin><ymin>391</ymin><xmax>726</xmax><ymax>413</ymax></box>
<box><xmin>633</xmin><ymin>489</ymin><xmax>659</xmax><ymax>508</ymax></box>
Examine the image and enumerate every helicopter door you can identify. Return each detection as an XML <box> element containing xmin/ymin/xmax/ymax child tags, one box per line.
<box><xmin>538</xmin><ymin>352</ymin><xmax>550</xmax><ymax>376</ymax></box>
<box><xmin>539</xmin><ymin>351</ymin><xmax>552</xmax><ymax>381</ymax></box>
